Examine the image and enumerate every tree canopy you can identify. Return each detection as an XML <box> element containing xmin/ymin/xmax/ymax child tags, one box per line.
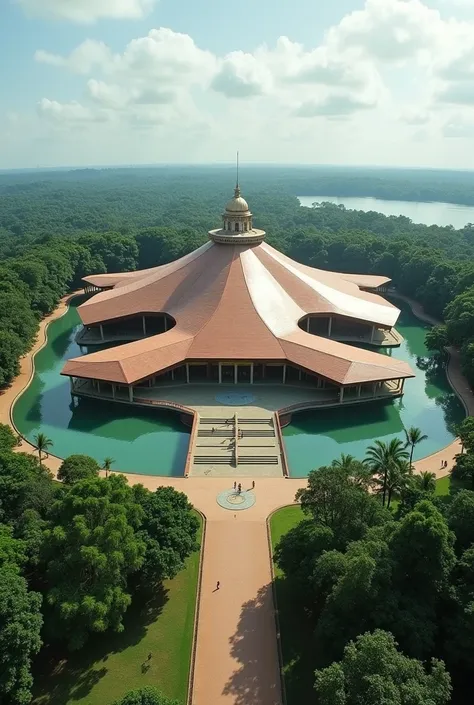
<box><xmin>57</xmin><ymin>454</ymin><xmax>100</xmax><ymax>484</ymax></box>
<box><xmin>315</xmin><ymin>629</ymin><xmax>451</xmax><ymax>705</ymax></box>
<box><xmin>111</xmin><ymin>686</ymin><xmax>179</xmax><ymax>705</ymax></box>
<box><xmin>42</xmin><ymin>475</ymin><xmax>145</xmax><ymax>649</ymax></box>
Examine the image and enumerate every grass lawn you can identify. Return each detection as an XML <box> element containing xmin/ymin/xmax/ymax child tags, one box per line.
<box><xmin>32</xmin><ymin>512</ymin><xmax>203</xmax><ymax>705</ymax></box>
<box><xmin>435</xmin><ymin>474</ymin><xmax>451</xmax><ymax>495</ymax></box>
<box><xmin>269</xmin><ymin>505</ymin><xmax>314</xmax><ymax>705</ymax></box>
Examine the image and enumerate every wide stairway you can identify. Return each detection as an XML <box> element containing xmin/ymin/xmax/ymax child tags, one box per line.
<box><xmin>190</xmin><ymin>412</ymin><xmax>284</xmax><ymax>477</ymax></box>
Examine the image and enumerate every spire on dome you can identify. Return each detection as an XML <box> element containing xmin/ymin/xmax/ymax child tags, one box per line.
<box><xmin>235</xmin><ymin>151</ymin><xmax>240</xmax><ymax>198</ymax></box>
<box><xmin>208</xmin><ymin>157</ymin><xmax>266</xmax><ymax>243</ymax></box>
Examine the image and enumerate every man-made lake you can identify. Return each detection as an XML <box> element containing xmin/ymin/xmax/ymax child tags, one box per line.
<box><xmin>13</xmin><ymin>298</ymin><xmax>464</xmax><ymax>477</ymax></box>
<box><xmin>298</xmin><ymin>195</ymin><xmax>474</xmax><ymax>228</ymax></box>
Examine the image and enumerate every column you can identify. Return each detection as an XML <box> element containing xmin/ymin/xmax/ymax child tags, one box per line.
<box><xmin>328</xmin><ymin>317</ymin><xmax>333</xmax><ymax>337</ymax></box>
<box><xmin>339</xmin><ymin>387</ymin><xmax>344</xmax><ymax>403</ymax></box>
<box><xmin>234</xmin><ymin>364</ymin><xmax>238</xmax><ymax>384</ymax></box>
<box><xmin>129</xmin><ymin>386</ymin><xmax>133</xmax><ymax>402</ymax></box>
<box><xmin>112</xmin><ymin>385</ymin><xmax>116</xmax><ymax>399</ymax></box>
<box><xmin>282</xmin><ymin>364</ymin><xmax>287</xmax><ymax>384</ymax></box>
<box><xmin>370</xmin><ymin>326</ymin><xmax>375</xmax><ymax>343</ymax></box>
<box><xmin>164</xmin><ymin>316</ymin><xmax>168</xmax><ymax>332</ymax></box>
<box><xmin>250</xmin><ymin>363</ymin><xmax>254</xmax><ymax>384</ymax></box>
<box><xmin>142</xmin><ymin>316</ymin><xmax>147</xmax><ymax>336</ymax></box>
<box><xmin>218</xmin><ymin>362</ymin><xmax>222</xmax><ymax>384</ymax></box>
<box><xmin>171</xmin><ymin>368</ymin><xmax>175</xmax><ymax>381</ymax></box>
<box><xmin>400</xmin><ymin>378</ymin><xmax>405</xmax><ymax>393</ymax></box>
<box><xmin>149</xmin><ymin>379</ymin><xmax>153</xmax><ymax>387</ymax></box>
<box><xmin>357</xmin><ymin>384</ymin><xmax>362</xmax><ymax>397</ymax></box>
<box><xmin>186</xmin><ymin>364</ymin><xmax>190</xmax><ymax>384</ymax></box>
<box><xmin>262</xmin><ymin>364</ymin><xmax>265</xmax><ymax>379</ymax></box>
<box><xmin>298</xmin><ymin>369</ymin><xmax>302</xmax><ymax>381</ymax></box>
<box><xmin>306</xmin><ymin>317</ymin><xmax>310</xmax><ymax>332</ymax></box>
<box><xmin>69</xmin><ymin>376</ymin><xmax>74</xmax><ymax>392</ymax></box>
<box><xmin>373</xmin><ymin>382</ymin><xmax>377</xmax><ymax>397</ymax></box>
<box><xmin>99</xmin><ymin>324</ymin><xmax>104</xmax><ymax>341</ymax></box>
<box><xmin>97</xmin><ymin>381</ymin><xmax>101</xmax><ymax>394</ymax></box>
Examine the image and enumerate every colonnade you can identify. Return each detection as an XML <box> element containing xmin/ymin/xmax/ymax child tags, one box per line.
<box><xmin>304</xmin><ymin>315</ymin><xmax>377</xmax><ymax>342</ymax></box>
<box><xmin>69</xmin><ymin>371</ymin><xmax>406</xmax><ymax>407</ymax></box>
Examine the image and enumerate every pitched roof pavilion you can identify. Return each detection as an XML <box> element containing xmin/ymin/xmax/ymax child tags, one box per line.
<box><xmin>62</xmin><ymin>184</ymin><xmax>414</xmax><ymax>388</ymax></box>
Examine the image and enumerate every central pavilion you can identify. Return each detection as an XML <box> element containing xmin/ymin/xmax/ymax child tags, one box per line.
<box><xmin>62</xmin><ymin>184</ymin><xmax>414</xmax><ymax>414</ymax></box>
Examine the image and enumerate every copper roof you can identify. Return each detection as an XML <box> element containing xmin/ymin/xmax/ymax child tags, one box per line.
<box><xmin>63</xmin><ymin>234</ymin><xmax>413</xmax><ymax>386</ymax></box>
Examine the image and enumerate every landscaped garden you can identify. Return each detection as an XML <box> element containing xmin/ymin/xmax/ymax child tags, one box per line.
<box><xmin>269</xmin><ymin>446</ymin><xmax>474</xmax><ymax>705</ymax></box>
<box><xmin>32</xmin><ymin>512</ymin><xmax>202</xmax><ymax>705</ymax></box>
<box><xmin>0</xmin><ymin>424</ymin><xmax>203</xmax><ymax>705</ymax></box>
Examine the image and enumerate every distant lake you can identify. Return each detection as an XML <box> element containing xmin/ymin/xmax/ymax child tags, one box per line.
<box><xmin>297</xmin><ymin>195</ymin><xmax>474</xmax><ymax>228</ymax></box>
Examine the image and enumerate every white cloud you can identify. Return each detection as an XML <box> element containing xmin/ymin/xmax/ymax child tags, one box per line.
<box><xmin>211</xmin><ymin>51</ymin><xmax>273</xmax><ymax>98</ymax></box>
<box><xmin>327</xmin><ymin>0</ymin><xmax>443</xmax><ymax>63</ymax></box>
<box><xmin>400</xmin><ymin>108</ymin><xmax>431</xmax><ymax>124</ymax></box>
<box><xmin>110</xmin><ymin>28</ymin><xmax>217</xmax><ymax>85</ymax></box>
<box><xmin>443</xmin><ymin>114</ymin><xmax>474</xmax><ymax>136</ymax></box>
<box><xmin>295</xmin><ymin>93</ymin><xmax>377</xmax><ymax>118</ymax></box>
<box><xmin>17</xmin><ymin>0</ymin><xmax>158</xmax><ymax>23</ymax></box>
<box><xmin>86</xmin><ymin>79</ymin><xmax>175</xmax><ymax>109</ymax></box>
<box><xmin>22</xmin><ymin>0</ymin><xmax>474</xmax><ymax>169</ymax></box>
<box><xmin>437</xmin><ymin>81</ymin><xmax>474</xmax><ymax>103</ymax></box>
<box><xmin>87</xmin><ymin>80</ymin><xmax>129</xmax><ymax>109</ymax></box>
<box><xmin>35</xmin><ymin>40</ymin><xmax>112</xmax><ymax>75</ymax></box>
<box><xmin>37</xmin><ymin>99</ymin><xmax>110</xmax><ymax>124</ymax></box>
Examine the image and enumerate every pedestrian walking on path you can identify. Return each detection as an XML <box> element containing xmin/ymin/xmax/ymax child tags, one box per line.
<box><xmin>252</xmin><ymin>480</ymin><xmax>255</xmax><ymax>489</ymax></box>
<box><xmin>216</xmin><ymin>581</ymin><xmax>220</xmax><ymax>590</ymax></box>
<box><xmin>233</xmin><ymin>481</ymin><xmax>236</xmax><ymax>490</ymax></box>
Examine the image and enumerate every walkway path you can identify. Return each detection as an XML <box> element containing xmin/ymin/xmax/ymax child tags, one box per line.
<box><xmin>392</xmin><ymin>292</ymin><xmax>474</xmax><ymax>479</ymax></box>
<box><xmin>3</xmin><ymin>291</ymin><xmax>474</xmax><ymax>705</ymax></box>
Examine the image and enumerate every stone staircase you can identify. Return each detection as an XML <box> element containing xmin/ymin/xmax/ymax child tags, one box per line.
<box><xmin>190</xmin><ymin>412</ymin><xmax>283</xmax><ymax>476</ymax></box>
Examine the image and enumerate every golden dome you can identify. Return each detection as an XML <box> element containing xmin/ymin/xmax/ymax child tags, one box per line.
<box><xmin>225</xmin><ymin>186</ymin><xmax>250</xmax><ymax>213</ymax></box>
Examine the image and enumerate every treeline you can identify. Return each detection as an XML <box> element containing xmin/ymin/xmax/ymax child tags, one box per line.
<box><xmin>0</xmin><ymin>427</ymin><xmax>199</xmax><ymax>704</ymax></box>
<box><xmin>275</xmin><ymin>418</ymin><xmax>474</xmax><ymax>704</ymax></box>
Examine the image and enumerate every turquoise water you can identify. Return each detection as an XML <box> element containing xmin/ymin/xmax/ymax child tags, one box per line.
<box><xmin>13</xmin><ymin>298</ymin><xmax>464</xmax><ymax>477</ymax></box>
<box><xmin>13</xmin><ymin>298</ymin><xmax>190</xmax><ymax>476</ymax></box>
<box><xmin>283</xmin><ymin>302</ymin><xmax>464</xmax><ymax>477</ymax></box>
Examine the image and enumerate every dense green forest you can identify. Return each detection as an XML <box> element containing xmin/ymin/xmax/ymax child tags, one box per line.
<box><xmin>0</xmin><ymin>424</ymin><xmax>199</xmax><ymax>705</ymax></box>
<box><xmin>1</xmin><ymin>166</ymin><xmax>474</xmax><ymax>389</ymax></box>
<box><xmin>275</xmin><ymin>418</ymin><xmax>474</xmax><ymax>705</ymax></box>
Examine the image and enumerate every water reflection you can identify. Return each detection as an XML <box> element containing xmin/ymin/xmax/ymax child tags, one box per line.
<box><xmin>283</xmin><ymin>302</ymin><xmax>464</xmax><ymax>477</ymax></box>
<box><xmin>13</xmin><ymin>299</ymin><xmax>190</xmax><ymax>477</ymax></box>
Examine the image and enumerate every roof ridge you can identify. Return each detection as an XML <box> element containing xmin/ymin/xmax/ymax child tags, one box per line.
<box><xmin>186</xmin><ymin>247</ymin><xmax>238</xmax><ymax>346</ymax></box>
<box><xmin>240</xmin><ymin>248</ymin><xmax>287</xmax><ymax>358</ymax></box>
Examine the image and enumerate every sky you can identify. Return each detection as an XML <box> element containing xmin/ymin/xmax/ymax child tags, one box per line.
<box><xmin>3</xmin><ymin>0</ymin><xmax>474</xmax><ymax>169</ymax></box>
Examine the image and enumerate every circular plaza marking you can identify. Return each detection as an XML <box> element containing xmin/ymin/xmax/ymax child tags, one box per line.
<box><xmin>215</xmin><ymin>392</ymin><xmax>256</xmax><ymax>406</ymax></box>
<box><xmin>217</xmin><ymin>489</ymin><xmax>256</xmax><ymax>511</ymax></box>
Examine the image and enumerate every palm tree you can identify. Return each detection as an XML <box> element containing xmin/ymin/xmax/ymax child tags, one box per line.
<box><xmin>332</xmin><ymin>454</ymin><xmax>372</xmax><ymax>489</ymax></box>
<box><xmin>385</xmin><ymin>460</ymin><xmax>412</xmax><ymax>509</ymax></box>
<box><xmin>366</xmin><ymin>438</ymin><xmax>409</xmax><ymax>507</ymax></box>
<box><xmin>404</xmin><ymin>426</ymin><xmax>428</xmax><ymax>467</ymax></box>
<box><xmin>414</xmin><ymin>470</ymin><xmax>436</xmax><ymax>494</ymax></box>
<box><xmin>102</xmin><ymin>457</ymin><xmax>115</xmax><ymax>478</ymax></box>
<box><xmin>332</xmin><ymin>454</ymin><xmax>357</xmax><ymax>471</ymax></box>
<box><xmin>33</xmin><ymin>432</ymin><xmax>53</xmax><ymax>467</ymax></box>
